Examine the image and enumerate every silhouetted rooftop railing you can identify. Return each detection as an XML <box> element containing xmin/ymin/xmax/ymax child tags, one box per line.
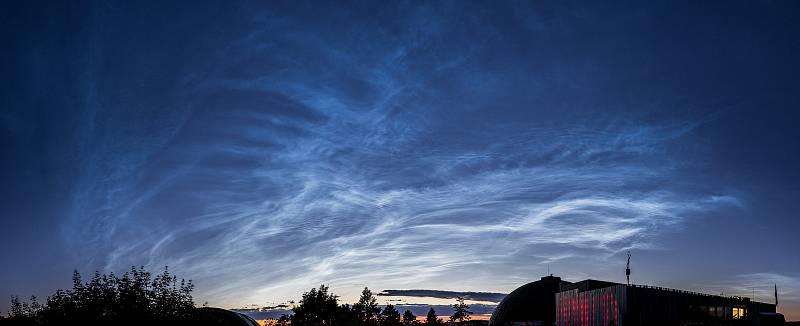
<box><xmin>628</xmin><ymin>284</ymin><xmax>753</xmax><ymax>302</ymax></box>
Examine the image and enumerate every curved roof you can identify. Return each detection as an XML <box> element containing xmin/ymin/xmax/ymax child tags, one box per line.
<box><xmin>192</xmin><ymin>307</ymin><xmax>261</xmax><ymax>326</ymax></box>
<box><xmin>489</xmin><ymin>275</ymin><xmax>569</xmax><ymax>326</ymax></box>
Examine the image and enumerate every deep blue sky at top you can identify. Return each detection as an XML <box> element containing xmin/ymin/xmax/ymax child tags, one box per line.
<box><xmin>1</xmin><ymin>0</ymin><xmax>799</xmax><ymax>318</ymax></box>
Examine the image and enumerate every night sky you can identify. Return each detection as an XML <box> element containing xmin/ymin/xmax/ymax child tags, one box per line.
<box><xmin>1</xmin><ymin>0</ymin><xmax>799</xmax><ymax>320</ymax></box>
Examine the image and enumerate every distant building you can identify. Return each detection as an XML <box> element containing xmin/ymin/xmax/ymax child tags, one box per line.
<box><xmin>489</xmin><ymin>275</ymin><xmax>784</xmax><ymax>326</ymax></box>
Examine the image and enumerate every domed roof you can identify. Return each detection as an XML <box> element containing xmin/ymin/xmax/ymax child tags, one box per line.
<box><xmin>489</xmin><ymin>275</ymin><xmax>569</xmax><ymax>326</ymax></box>
<box><xmin>192</xmin><ymin>307</ymin><xmax>260</xmax><ymax>326</ymax></box>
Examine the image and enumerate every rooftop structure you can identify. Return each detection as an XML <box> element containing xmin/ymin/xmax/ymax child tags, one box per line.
<box><xmin>489</xmin><ymin>276</ymin><xmax>784</xmax><ymax>326</ymax></box>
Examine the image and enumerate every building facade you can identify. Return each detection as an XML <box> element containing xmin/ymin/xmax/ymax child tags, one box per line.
<box><xmin>553</xmin><ymin>280</ymin><xmax>779</xmax><ymax>326</ymax></box>
<box><xmin>489</xmin><ymin>276</ymin><xmax>783</xmax><ymax>326</ymax></box>
<box><xmin>556</xmin><ymin>284</ymin><xmax>626</xmax><ymax>326</ymax></box>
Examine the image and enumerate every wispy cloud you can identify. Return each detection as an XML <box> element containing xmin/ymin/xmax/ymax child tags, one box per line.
<box><xmin>57</xmin><ymin>1</ymin><xmax>748</xmax><ymax>310</ymax></box>
<box><xmin>703</xmin><ymin>273</ymin><xmax>800</xmax><ymax>302</ymax></box>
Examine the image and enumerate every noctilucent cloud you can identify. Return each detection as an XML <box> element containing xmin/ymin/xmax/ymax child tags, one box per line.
<box><xmin>1</xmin><ymin>0</ymin><xmax>799</xmax><ymax>320</ymax></box>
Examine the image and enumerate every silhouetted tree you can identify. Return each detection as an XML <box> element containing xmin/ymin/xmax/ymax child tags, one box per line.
<box><xmin>6</xmin><ymin>295</ymin><xmax>42</xmax><ymax>325</ymax></box>
<box><xmin>149</xmin><ymin>266</ymin><xmax>194</xmax><ymax>321</ymax></box>
<box><xmin>1</xmin><ymin>266</ymin><xmax>195</xmax><ymax>326</ymax></box>
<box><xmin>352</xmin><ymin>287</ymin><xmax>381</xmax><ymax>325</ymax></box>
<box><xmin>335</xmin><ymin>303</ymin><xmax>360</xmax><ymax>326</ymax></box>
<box><xmin>291</xmin><ymin>285</ymin><xmax>340</xmax><ymax>326</ymax></box>
<box><xmin>449</xmin><ymin>297</ymin><xmax>472</xmax><ymax>323</ymax></box>
<box><xmin>40</xmin><ymin>290</ymin><xmax>74</xmax><ymax>323</ymax></box>
<box><xmin>380</xmin><ymin>304</ymin><xmax>401</xmax><ymax>326</ymax></box>
<box><xmin>402</xmin><ymin>310</ymin><xmax>416</xmax><ymax>325</ymax></box>
<box><xmin>425</xmin><ymin>307</ymin><xmax>441</xmax><ymax>325</ymax></box>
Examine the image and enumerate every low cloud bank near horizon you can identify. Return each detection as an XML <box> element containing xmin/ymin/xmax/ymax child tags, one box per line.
<box><xmin>236</xmin><ymin>304</ymin><xmax>498</xmax><ymax>321</ymax></box>
<box><xmin>378</xmin><ymin>290</ymin><xmax>506</xmax><ymax>303</ymax></box>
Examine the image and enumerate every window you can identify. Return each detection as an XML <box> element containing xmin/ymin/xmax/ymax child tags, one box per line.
<box><xmin>732</xmin><ymin>307</ymin><xmax>746</xmax><ymax>319</ymax></box>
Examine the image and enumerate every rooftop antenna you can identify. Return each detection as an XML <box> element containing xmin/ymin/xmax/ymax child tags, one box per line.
<box><xmin>775</xmin><ymin>284</ymin><xmax>778</xmax><ymax>308</ymax></box>
<box><xmin>625</xmin><ymin>251</ymin><xmax>631</xmax><ymax>286</ymax></box>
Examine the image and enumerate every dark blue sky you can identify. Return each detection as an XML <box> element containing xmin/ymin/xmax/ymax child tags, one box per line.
<box><xmin>1</xmin><ymin>0</ymin><xmax>799</xmax><ymax>319</ymax></box>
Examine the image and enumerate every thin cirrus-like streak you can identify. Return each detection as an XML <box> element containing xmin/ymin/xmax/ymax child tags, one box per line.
<box><xmin>53</xmin><ymin>3</ymin><xmax>748</xmax><ymax>308</ymax></box>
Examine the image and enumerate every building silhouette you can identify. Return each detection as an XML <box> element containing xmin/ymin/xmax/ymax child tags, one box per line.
<box><xmin>489</xmin><ymin>275</ymin><xmax>784</xmax><ymax>326</ymax></box>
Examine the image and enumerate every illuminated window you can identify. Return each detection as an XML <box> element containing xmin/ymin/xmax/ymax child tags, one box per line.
<box><xmin>732</xmin><ymin>307</ymin><xmax>746</xmax><ymax>319</ymax></box>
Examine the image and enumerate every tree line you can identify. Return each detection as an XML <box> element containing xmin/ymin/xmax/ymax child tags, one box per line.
<box><xmin>282</xmin><ymin>285</ymin><xmax>473</xmax><ymax>326</ymax></box>
<box><xmin>0</xmin><ymin>266</ymin><xmax>195</xmax><ymax>325</ymax></box>
<box><xmin>1</xmin><ymin>268</ymin><xmax>474</xmax><ymax>325</ymax></box>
